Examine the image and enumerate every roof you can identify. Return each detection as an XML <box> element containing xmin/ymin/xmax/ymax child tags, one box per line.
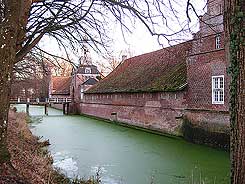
<box><xmin>86</xmin><ymin>42</ymin><xmax>192</xmax><ymax>94</ymax></box>
<box><xmin>76</xmin><ymin>65</ymin><xmax>100</xmax><ymax>75</ymax></box>
<box><xmin>51</xmin><ymin>76</ymin><xmax>71</xmax><ymax>95</ymax></box>
<box><xmin>82</xmin><ymin>78</ymin><xmax>98</xmax><ymax>86</ymax></box>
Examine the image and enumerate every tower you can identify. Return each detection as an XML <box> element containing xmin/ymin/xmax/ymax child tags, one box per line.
<box><xmin>186</xmin><ymin>0</ymin><xmax>228</xmax><ymax>111</ymax></box>
<box><xmin>79</xmin><ymin>45</ymin><xmax>92</xmax><ymax>66</ymax></box>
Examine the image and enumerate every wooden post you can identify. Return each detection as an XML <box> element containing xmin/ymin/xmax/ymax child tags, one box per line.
<box><xmin>63</xmin><ymin>103</ymin><xmax>66</xmax><ymax>115</ymax></box>
<box><xmin>67</xmin><ymin>103</ymin><xmax>69</xmax><ymax>115</ymax></box>
<box><xmin>44</xmin><ymin>103</ymin><xmax>48</xmax><ymax>115</ymax></box>
<box><xmin>26</xmin><ymin>103</ymin><xmax>29</xmax><ymax>115</ymax></box>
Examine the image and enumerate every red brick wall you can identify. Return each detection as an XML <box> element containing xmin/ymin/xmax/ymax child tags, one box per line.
<box><xmin>186</xmin><ymin>37</ymin><xmax>229</xmax><ymax>111</ymax></box>
<box><xmin>71</xmin><ymin>74</ymin><xmax>85</xmax><ymax>102</ymax></box>
<box><xmin>80</xmin><ymin>92</ymin><xmax>187</xmax><ymax>135</ymax></box>
<box><xmin>186</xmin><ymin>0</ymin><xmax>229</xmax><ymax>112</ymax></box>
<box><xmin>71</xmin><ymin>1</ymin><xmax>230</xmax><ymax>145</ymax></box>
<box><xmin>199</xmin><ymin>0</ymin><xmax>224</xmax><ymax>37</ymax></box>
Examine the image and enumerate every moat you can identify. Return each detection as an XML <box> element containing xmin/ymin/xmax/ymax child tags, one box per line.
<box><xmin>15</xmin><ymin>105</ymin><xmax>230</xmax><ymax>184</ymax></box>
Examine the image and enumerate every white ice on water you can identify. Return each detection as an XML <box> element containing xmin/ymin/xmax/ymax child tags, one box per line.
<box><xmin>52</xmin><ymin>151</ymin><xmax>79</xmax><ymax>178</ymax></box>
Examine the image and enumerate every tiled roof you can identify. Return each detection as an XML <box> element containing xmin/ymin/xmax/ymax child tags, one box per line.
<box><xmin>82</xmin><ymin>78</ymin><xmax>98</xmax><ymax>86</ymax></box>
<box><xmin>86</xmin><ymin>42</ymin><xmax>192</xmax><ymax>94</ymax></box>
<box><xmin>51</xmin><ymin>76</ymin><xmax>71</xmax><ymax>95</ymax></box>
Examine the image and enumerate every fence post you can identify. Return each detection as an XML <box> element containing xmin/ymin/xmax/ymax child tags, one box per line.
<box><xmin>67</xmin><ymin>103</ymin><xmax>69</xmax><ymax>114</ymax></box>
<box><xmin>63</xmin><ymin>103</ymin><xmax>66</xmax><ymax>115</ymax></box>
<box><xmin>26</xmin><ymin>103</ymin><xmax>30</xmax><ymax>115</ymax></box>
<box><xmin>44</xmin><ymin>103</ymin><xmax>48</xmax><ymax>115</ymax></box>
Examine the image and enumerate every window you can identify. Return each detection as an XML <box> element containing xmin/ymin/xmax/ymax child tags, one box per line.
<box><xmin>28</xmin><ymin>88</ymin><xmax>34</xmax><ymax>94</ymax></box>
<box><xmin>21</xmin><ymin>88</ymin><xmax>25</xmax><ymax>95</ymax></box>
<box><xmin>215</xmin><ymin>34</ymin><xmax>221</xmax><ymax>49</ymax></box>
<box><xmin>212</xmin><ymin>75</ymin><xmax>224</xmax><ymax>104</ymax></box>
<box><xmin>80</xmin><ymin>88</ymin><xmax>84</xmax><ymax>99</ymax></box>
<box><xmin>219</xmin><ymin>4</ymin><xmax>222</xmax><ymax>14</ymax></box>
<box><xmin>85</xmin><ymin>67</ymin><xmax>91</xmax><ymax>74</ymax></box>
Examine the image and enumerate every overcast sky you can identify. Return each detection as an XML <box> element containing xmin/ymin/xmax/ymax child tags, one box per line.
<box><xmin>38</xmin><ymin>0</ymin><xmax>207</xmax><ymax>70</ymax></box>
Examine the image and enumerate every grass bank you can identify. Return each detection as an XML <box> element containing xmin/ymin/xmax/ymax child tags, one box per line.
<box><xmin>0</xmin><ymin>110</ymin><xmax>100</xmax><ymax>184</ymax></box>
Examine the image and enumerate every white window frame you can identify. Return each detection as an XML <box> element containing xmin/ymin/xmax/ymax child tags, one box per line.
<box><xmin>215</xmin><ymin>34</ymin><xmax>221</xmax><ymax>49</ymax></box>
<box><xmin>212</xmin><ymin>75</ymin><xmax>224</xmax><ymax>104</ymax></box>
<box><xmin>80</xmin><ymin>88</ymin><xmax>84</xmax><ymax>100</ymax></box>
<box><xmin>85</xmin><ymin>67</ymin><xmax>91</xmax><ymax>74</ymax></box>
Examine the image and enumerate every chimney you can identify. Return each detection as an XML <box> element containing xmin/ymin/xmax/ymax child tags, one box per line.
<box><xmin>122</xmin><ymin>55</ymin><xmax>127</xmax><ymax>62</ymax></box>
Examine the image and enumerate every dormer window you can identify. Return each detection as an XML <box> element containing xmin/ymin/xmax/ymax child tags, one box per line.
<box><xmin>215</xmin><ymin>34</ymin><xmax>221</xmax><ymax>49</ymax></box>
<box><xmin>85</xmin><ymin>67</ymin><xmax>91</xmax><ymax>74</ymax></box>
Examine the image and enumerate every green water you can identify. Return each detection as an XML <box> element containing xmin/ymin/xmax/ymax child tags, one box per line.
<box><xmin>15</xmin><ymin>105</ymin><xmax>230</xmax><ymax>184</ymax></box>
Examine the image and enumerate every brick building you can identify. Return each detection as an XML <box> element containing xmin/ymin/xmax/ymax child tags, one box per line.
<box><xmin>49</xmin><ymin>64</ymin><xmax>100</xmax><ymax>101</ymax></box>
<box><xmin>184</xmin><ymin>0</ymin><xmax>229</xmax><ymax>148</ymax></box>
<box><xmin>71</xmin><ymin>64</ymin><xmax>100</xmax><ymax>102</ymax></box>
<box><xmin>77</xmin><ymin>0</ymin><xmax>229</xmax><ymax>149</ymax></box>
<box><xmin>49</xmin><ymin>76</ymin><xmax>72</xmax><ymax>99</ymax></box>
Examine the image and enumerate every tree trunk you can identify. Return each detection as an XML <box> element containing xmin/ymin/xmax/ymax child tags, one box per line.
<box><xmin>0</xmin><ymin>54</ymin><xmax>13</xmax><ymax>164</ymax></box>
<box><xmin>224</xmin><ymin>0</ymin><xmax>245</xmax><ymax>183</ymax></box>
<box><xmin>0</xmin><ymin>1</ymin><xmax>21</xmax><ymax>164</ymax></box>
<box><xmin>0</xmin><ymin>0</ymin><xmax>36</xmax><ymax>165</ymax></box>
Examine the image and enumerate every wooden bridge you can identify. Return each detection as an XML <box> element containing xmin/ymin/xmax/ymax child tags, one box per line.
<box><xmin>10</xmin><ymin>97</ymin><xmax>72</xmax><ymax>115</ymax></box>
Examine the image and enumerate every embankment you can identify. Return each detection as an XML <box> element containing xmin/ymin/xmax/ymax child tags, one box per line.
<box><xmin>0</xmin><ymin>110</ymin><xmax>99</xmax><ymax>184</ymax></box>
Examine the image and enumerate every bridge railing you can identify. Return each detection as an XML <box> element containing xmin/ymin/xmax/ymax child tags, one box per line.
<box><xmin>48</xmin><ymin>98</ymin><xmax>72</xmax><ymax>103</ymax></box>
<box><xmin>10</xmin><ymin>97</ymin><xmax>72</xmax><ymax>104</ymax></box>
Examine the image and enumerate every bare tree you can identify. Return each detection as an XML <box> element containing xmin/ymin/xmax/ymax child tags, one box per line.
<box><xmin>49</xmin><ymin>59</ymin><xmax>73</xmax><ymax>77</ymax></box>
<box><xmin>13</xmin><ymin>54</ymin><xmax>50</xmax><ymax>80</ymax></box>
<box><xmin>11</xmin><ymin>54</ymin><xmax>50</xmax><ymax>100</ymax></box>
<box><xmin>0</xmin><ymin>0</ymin><xmax>197</xmax><ymax>165</ymax></box>
<box><xmin>97</xmin><ymin>57</ymin><xmax>121</xmax><ymax>76</ymax></box>
<box><xmin>95</xmin><ymin>49</ymin><xmax>134</xmax><ymax>76</ymax></box>
<box><xmin>0</xmin><ymin>1</ymin><xmax>244</xmax><ymax>183</ymax></box>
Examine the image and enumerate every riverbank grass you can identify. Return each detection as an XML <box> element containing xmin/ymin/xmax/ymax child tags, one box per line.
<box><xmin>0</xmin><ymin>110</ymin><xmax>100</xmax><ymax>184</ymax></box>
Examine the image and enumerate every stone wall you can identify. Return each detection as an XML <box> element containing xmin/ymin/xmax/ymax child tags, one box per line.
<box><xmin>50</xmin><ymin>103</ymin><xmax>63</xmax><ymax>110</ymax></box>
<box><xmin>50</xmin><ymin>103</ymin><xmax>78</xmax><ymax>114</ymax></box>
<box><xmin>78</xmin><ymin>90</ymin><xmax>230</xmax><ymax>149</ymax></box>
<box><xmin>182</xmin><ymin>110</ymin><xmax>230</xmax><ymax>150</ymax></box>
<box><xmin>80</xmin><ymin>91</ymin><xmax>187</xmax><ymax>136</ymax></box>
